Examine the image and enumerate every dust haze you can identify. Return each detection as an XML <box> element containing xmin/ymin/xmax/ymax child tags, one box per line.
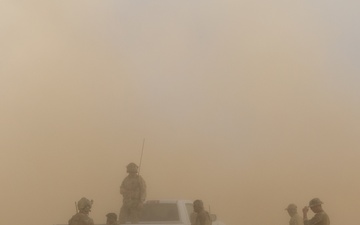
<box><xmin>1</xmin><ymin>1</ymin><xmax>360</xmax><ymax>225</ymax></box>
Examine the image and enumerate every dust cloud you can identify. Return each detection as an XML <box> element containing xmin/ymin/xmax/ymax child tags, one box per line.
<box><xmin>1</xmin><ymin>1</ymin><xmax>360</xmax><ymax>225</ymax></box>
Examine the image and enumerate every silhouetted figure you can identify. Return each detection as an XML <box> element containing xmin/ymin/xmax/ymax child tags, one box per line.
<box><xmin>285</xmin><ymin>204</ymin><xmax>304</xmax><ymax>225</ymax></box>
<box><xmin>302</xmin><ymin>198</ymin><xmax>330</xmax><ymax>225</ymax></box>
<box><xmin>106</xmin><ymin>213</ymin><xmax>118</xmax><ymax>225</ymax></box>
<box><xmin>69</xmin><ymin>197</ymin><xmax>94</xmax><ymax>225</ymax></box>
<box><xmin>192</xmin><ymin>200</ymin><xmax>212</xmax><ymax>225</ymax></box>
<box><xmin>119</xmin><ymin>162</ymin><xmax>146</xmax><ymax>224</ymax></box>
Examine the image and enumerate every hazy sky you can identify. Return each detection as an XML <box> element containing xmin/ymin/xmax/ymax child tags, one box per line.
<box><xmin>1</xmin><ymin>1</ymin><xmax>360</xmax><ymax>225</ymax></box>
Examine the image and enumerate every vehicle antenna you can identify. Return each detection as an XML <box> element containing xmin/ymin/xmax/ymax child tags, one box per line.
<box><xmin>138</xmin><ymin>138</ymin><xmax>145</xmax><ymax>174</ymax></box>
<box><xmin>75</xmin><ymin>201</ymin><xmax>78</xmax><ymax>213</ymax></box>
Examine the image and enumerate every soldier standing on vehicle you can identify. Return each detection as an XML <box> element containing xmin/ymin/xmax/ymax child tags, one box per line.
<box><xmin>119</xmin><ymin>162</ymin><xmax>147</xmax><ymax>224</ymax></box>
<box><xmin>285</xmin><ymin>204</ymin><xmax>304</xmax><ymax>225</ymax></box>
<box><xmin>192</xmin><ymin>200</ymin><xmax>212</xmax><ymax>225</ymax></box>
<box><xmin>302</xmin><ymin>198</ymin><xmax>330</xmax><ymax>225</ymax></box>
<box><xmin>106</xmin><ymin>213</ymin><xmax>118</xmax><ymax>225</ymax></box>
<box><xmin>68</xmin><ymin>197</ymin><xmax>95</xmax><ymax>225</ymax></box>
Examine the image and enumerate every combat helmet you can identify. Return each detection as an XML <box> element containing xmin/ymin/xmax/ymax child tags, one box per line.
<box><xmin>127</xmin><ymin>162</ymin><xmax>138</xmax><ymax>173</ymax></box>
<box><xmin>285</xmin><ymin>204</ymin><xmax>297</xmax><ymax>210</ymax></box>
<box><xmin>193</xmin><ymin>200</ymin><xmax>204</xmax><ymax>209</ymax></box>
<box><xmin>309</xmin><ymin>198</ymin><xmax>323</xmax><ymax>207</ymax></box>
<box><xmin>77</xmin><ymin>197</ymin><xmax>93</xmax><ymax>210</ymax></box>
<box><xmin>106</xmin><ymin>213</ymin><xmax>117</xmax><ymax>220</ymax></box>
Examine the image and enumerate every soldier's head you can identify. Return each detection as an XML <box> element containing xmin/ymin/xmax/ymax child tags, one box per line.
<box><xmin>126</xmin><ymin>162</ymin><xmax>138</xmax><ymax>174</ymax></box>
<box><xmin>285</xmin><ymin>204</ymin><xmax>297</xmax><ymax>217</ymax></box>
<box><xmin>77</xmin><ymin>197</ymin><xmax>93</xmax><ymax>214</ymax></box>
<box><xmin>106</xmin><ymin>213</ymin><xmax>118</xmax><ymax>225</ymax></box>
<box><xmin>193</xmin><ymin>199</ymin><xmax>204</xmax><ymax>213</ymax></box>
<box><xmin>309</xmin><ymin>198</ymin><xmax>323</xmax><ymax>213</ymax></box>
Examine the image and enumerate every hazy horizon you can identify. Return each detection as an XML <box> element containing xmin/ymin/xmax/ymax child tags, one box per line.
<box><xmin>1</xmin><ymin>1</ymin><xmax>360</xmax><ymax>225</ymax></box>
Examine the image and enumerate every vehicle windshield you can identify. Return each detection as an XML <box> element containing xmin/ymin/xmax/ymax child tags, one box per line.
<box><xmin>139</xmin><ymin>203</ymin><xmax>180</xmax><ymax>222</ymax></box>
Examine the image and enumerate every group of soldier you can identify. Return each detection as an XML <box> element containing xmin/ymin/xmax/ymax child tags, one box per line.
<box><xmin>68</xmin><ymin>163</ymin><xmax>330</xmax><ymax>225</ymax></box>
<box><xmin>68</xmin><ymin>162</ymin><xmax>211</xmax><ymax>225</ymax></box>
<box><xmin>285</xmin><ymin>198</ymin><xmax>330</xmax><ymax>225</ymax></box>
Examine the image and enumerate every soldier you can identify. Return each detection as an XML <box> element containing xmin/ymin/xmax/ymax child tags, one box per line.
<box><xmin>285</xmin><ymin>204</ymin><xmax>304</xmax><ymax>225</ymax></box>
<box><xmin>302</xmin><ymin>198</ymin><xmax>330</xmax><ymax>225</ymax></box>
<box><xmin>68</xmin><ymin>197</ymin><xmax>95</xmax><ymax>225</ymax></box>
<box><xmin>192</xmin><ymin>200</ymin><xmax>212</xmax><ymax>225</ymax></box>
<box><xmin>119</xmin><ymin>162</ymin><xmax>147</xmax><ymax>224</ymax></box>
<box><xmin>106</xmin><ymin>213</ymin><xmax>118</xmax><ymax>225</ymax></box>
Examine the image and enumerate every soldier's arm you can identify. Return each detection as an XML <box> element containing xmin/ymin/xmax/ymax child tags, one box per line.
<box><xmin>304</xmin><ymin>213</ymin><xmax>323</xmax><ymax>225</ymax></box>
<box><xmin>139</xmin><ymin>176</ymin><xmax>147</xmax><ymax>201</ymax></box>
<box><xmin>120</xmin><ymin>178</ymin><xmax>127</xmax><ymax>195</ymax></box>
<box><xmin>302</xmin><ymin>206</ymin><xmax>309</xmax><ymax>224</ymax></box>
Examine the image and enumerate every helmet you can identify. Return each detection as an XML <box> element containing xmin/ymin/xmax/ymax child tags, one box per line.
<box><xmin>309</xmin><ymin>198</ymin><xmax>323</xmax><ymax>207</ymax></box>
<box><xmin>77</xmin><ymin>197</ymin><xmax>93</xmax><ymax>210</ymax></box>
<box><xmin>106</xmin><ymin>213</ymin><xmax>118</xmax><ymax>220</ymax></box>
<box><xmin>285</xmin><ymin>204</ymin><xmax>297</xmax><ymax>210</ymax></box>
<box><xmin>126</xmin><ymin>163</ymin><xmax>138</xmax><ymax>173</ymax></box>
<box><xmin>193</xmin><ymin>200</ymin><xmax>204</xmax><ymax>209</ymax></box>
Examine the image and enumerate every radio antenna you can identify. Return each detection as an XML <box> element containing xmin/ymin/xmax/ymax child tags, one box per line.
<box><xmin>138</xmin><ymin>138</ymin><xmax>145</xmax><ymax>174</ymax></box>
